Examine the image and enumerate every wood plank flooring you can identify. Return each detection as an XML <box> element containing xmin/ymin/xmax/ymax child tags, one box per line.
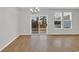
<box><xmin>2</xmin><ymin>35</ymin><xmax>79</xmax><ymax>52</ymax></box>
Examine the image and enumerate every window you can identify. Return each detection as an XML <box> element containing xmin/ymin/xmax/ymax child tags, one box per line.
<box><xmin>63</xmin><ymin>21</ymin><xmax>71</xmax><ymax>28</ymax></box>
<box><xmin>54</xmin><ymin>12</ymin><xmax>72</xmax><ymax>29</ymax></box>
<box><xmin>54</xmin><ymin>21</ymin><xmax>61</xmax><ymax>28</ymax></box>
<box><xmin>54</xmin><ymin>12</ymin><xmax>62</xmax><ymax>29</ymax></box>
<box><xmin>63</xmin><ymin>12</ymin><xmax>72</xmax><ymax>29</ymax></box>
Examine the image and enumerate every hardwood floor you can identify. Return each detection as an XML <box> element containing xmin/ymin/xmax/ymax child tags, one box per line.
<box><xmin>2</xmin><ymin>35</ymin><xmax>79</xmax><ymax>52</ymax></box>
<box><xmin>2</xmin><ymin>35</ymin><xmax>32</xmax><ymax>52</ymax></box>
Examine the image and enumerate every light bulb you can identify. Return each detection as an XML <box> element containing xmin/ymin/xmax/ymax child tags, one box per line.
<box><xmin>35</xmin><ymin>7</ymin><xmax>38</xmax><ymax>9</ymax></box>
<box><xmin>30</xmin><ymin>9</ymin><xmax>33</xmax><ymax>12</ymax></box>
<box><xmin>34</xmin><ymin>10</ymin><xmax>37</xmax><ymax>13</ymax></box>
<box><xmin>38</xmin><ymin>9</ymin><xmax>40</xmax><ymax>11</ymax></box>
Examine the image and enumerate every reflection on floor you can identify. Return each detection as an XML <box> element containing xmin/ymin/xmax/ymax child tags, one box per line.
<box><xmin>2</xmin><ymin>35</ymin><xmax>79</xmax><ymax>52</ymax></box>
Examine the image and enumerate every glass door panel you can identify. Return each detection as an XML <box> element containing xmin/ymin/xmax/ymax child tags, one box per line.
<box><xmin>32</xmin><ymin>16</ymin><xmax>39</xmax><ymax>34</ymax></box>
<box><xmin>39</xmin><ymin>16</ymin><xmax>47</xmax><ymax>34</ymax></box>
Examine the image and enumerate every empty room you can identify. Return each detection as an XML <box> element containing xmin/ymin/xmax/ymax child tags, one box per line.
<box><xmin>0</xmin><ymin>7</ymin><xmax>79</xmax><ymax>52</ymax></box>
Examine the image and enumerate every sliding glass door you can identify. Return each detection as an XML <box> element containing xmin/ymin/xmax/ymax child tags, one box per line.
<box><xmin>31</xmin><ymin>15</ymin><xmax>48</xmax><ymax>34</ymax></box>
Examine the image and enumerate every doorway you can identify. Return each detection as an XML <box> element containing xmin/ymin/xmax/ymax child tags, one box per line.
<box><xmin>31</xmin><ymin>15</ymin><xmax>48</xmax><ymax>34</ymax></box>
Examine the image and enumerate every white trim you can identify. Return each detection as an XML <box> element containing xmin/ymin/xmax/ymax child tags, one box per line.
<box><xmin>0</xmin><ymin>35</ymin><xmax>20</xmax><ymax>52</ymax></box>
<box><xmin>48</xmin><ymin>33</ymin><xmax>79</xmax><ymax>35</ymax></box>
<box><xmin>19</xmin><ymin>33</ymin><xmax>31</xmax><ymax>35</ymax></box>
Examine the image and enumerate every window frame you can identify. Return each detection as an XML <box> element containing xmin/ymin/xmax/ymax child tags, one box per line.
<box><xmin>63</xmin><ymin>12</ymin><xmax>72</xmax><ymax>29</ymax></box>
<box><xmin>54</xmin><ymin>12</ymin><xmax>63</xmax><ymax>29</ymax></box>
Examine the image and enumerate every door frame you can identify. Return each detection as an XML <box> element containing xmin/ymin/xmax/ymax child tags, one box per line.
<box><xmin>30</xmin><ymin>15</ymin><xmax>48</xmax><ymax>35</ymax></box>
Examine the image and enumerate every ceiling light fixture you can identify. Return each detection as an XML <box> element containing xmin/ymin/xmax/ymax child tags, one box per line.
<box><xmin>30</xmin><ymin>7</ymin><xmax>40</xmax><ymax>14</ymax></box>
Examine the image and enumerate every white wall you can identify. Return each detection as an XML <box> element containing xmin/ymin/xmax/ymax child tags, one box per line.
<box><xmin>0</xmin><ymin>7</ymin><xmax>79</xmax><ymax>51</ymax></box>
<box><xmin>0</xmin><ymin>8</ymin><xmax>19</xmax><ymax>51</ymax></box>
<box><xmin>41</xmin><ymin>8</ymin><xmax>79</xmax><ymax>34</ymax></box>
<box><xmin>18</xmin><ymin>8</ymin><xmax>31</xmax><ymax>35</ymax></box>
<box><xmin>19</xmin><ymin>7</ymin><xmax>79</xmax><ymax>35</ymax></box>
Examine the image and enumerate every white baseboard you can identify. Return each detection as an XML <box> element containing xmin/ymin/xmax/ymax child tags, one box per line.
<box><xmin>21</xmin><ymin>33</ymin><xmax>79</xmax><ymax>35</ymax></box>
<box><xmin>48</xmin><ymin>33</ymin><xmax>79</xmax><ymax>35</ymax></box>
<box><xmin>19</xmin><ymin>33</ymin><xmax>31</xmax><ymax>35</ymax></box>
<box><xmin>0</xmin><ymin>35</ymin><xmax>20</xmax><ymax>52</ymax></box>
